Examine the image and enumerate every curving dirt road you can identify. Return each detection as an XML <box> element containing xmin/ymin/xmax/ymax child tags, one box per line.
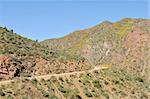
<box><xmin>0</xmin><ymin>66</ymin><xmax>109</xmax><ymax>85</ymax></box>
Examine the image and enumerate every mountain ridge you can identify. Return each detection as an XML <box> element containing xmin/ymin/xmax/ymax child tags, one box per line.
<box><xmin>41</xmin><ymin>18</ymin><xmax>150</xmax><ymax>80</ymax></box>
<box><xmin>0</xmin><ymin>18</ymin><xmax>150</xmax><ymax>99</ymax></box>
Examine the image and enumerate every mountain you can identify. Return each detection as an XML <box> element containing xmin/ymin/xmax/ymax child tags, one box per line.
<box><xmin>42</xmin><ymin>18</ymin><xmax>150</xmax><ymax>80</ymax></box>
<box><xmin>0</xmin><ymin>27</ymin><xmax>91</xmax><ymax>80</ymax></box>
<box><xmin>0</xmin><ymin>18</ymin><xmax>150</xmax><ymax>99</ymax></box>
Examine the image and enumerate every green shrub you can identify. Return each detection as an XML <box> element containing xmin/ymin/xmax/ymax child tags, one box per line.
<box><xmin>58</xmin><ymin>77</ymin><xmax>64</xmax><ymax>82</ymax></box>
<box><xmin>135</xmin><ymin>77</ymin><xmax>144</xmax><ymax>83</ymax></box>
<box><xmin>31</xmin><ymin>78</ymin><xmax>38</xmax><ymax>84</ymax></box>
<box><xmin>49</xmin><ymin>95</ymin><xmax>58</xmax><ymax>99</ymax></box>
<box><xmin>42</xmin><ymin>91</ymin><xmax>49</xmax><ymax>97</ymax></box>
<box><xmin>58</xmin><ymin>85</ymin><xmax>67</xmax><ymax>93</ymax></box>
<box><xmin>93</xmin><ymin>80</ymin><xmax>102</xmax><ymax>88</ymax></box>
<box><xmin>7</xmin><ymin>95</ymin><xmax>14</xmax><ymax>99</ymax></box>
<box><xmin>102</xmin><ymin>93</ymin><xmax>109</xmax><ymax>99</ymax></box>
<box><xmin>0</xmin><ymin>89</ymin><xmax>5</xmax><ymax>96</ymax></box>
<box><xmin>70</xmin><ymin>95</ymin><xmax>82</xmax><ymax>99</ymax></box>
<box><xmin>50</xmin><ymin>76</ymin><xmax>58</xmax><ymax>82</ymax></box>
<box><xmin>83</xmin><ymin>88</ymin><xmax>92</xmax><ymax>97</ymax></box>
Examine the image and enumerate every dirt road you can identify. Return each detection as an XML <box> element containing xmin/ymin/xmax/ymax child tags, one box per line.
<box><xmin>0</xmin><ymin>66</ymin><xmax>108</xmax><ymax>85</ymax></box>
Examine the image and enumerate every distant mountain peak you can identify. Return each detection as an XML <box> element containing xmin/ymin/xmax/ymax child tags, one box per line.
<box><xmin>41</xmin><ymin>18</ymin><xmax>150</xmax><ymax>79</ymax></box>
<box><xmin>95</xmin><ymin>20</ymin><xmax>112</xmax><ymax>27</ymax></box>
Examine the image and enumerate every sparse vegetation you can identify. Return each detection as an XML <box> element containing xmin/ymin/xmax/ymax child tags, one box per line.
<box><xmin>0</xmin><ymin>18</ymin><xmax>150</xmax><ymax>99</ymax></box>
<box><xmin>0</xmin><ymin>68</ymin><xmax>149</xmax><ymax>99</ymax></box>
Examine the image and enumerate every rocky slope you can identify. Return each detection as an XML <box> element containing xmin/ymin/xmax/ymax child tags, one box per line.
<box><xmin>42</xmin><ymin>18</ymin><xmax>150</xmax><ymax>80</ymax></box>
<box><xmin>0</xmin><ymin>27</ymin><xmax>91</xmax><ymax>80</ymax></box>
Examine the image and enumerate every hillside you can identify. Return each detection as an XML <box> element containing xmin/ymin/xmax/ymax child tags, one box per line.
<box><xmin>0</xmin><ymin>27</ymin><xmax>91</xmax><ymax>80</ymax></box>
<box><xmin>42</xmin><ymin>18</ymin><xmax>150</xmax><ymax>80</ymax></box>
<box><xmin>0</xmin><ymin>67</ymin><xmax>149</xmax><ymax>99</ymax></box>
<box><xmin>0</xmin><ymin>18</ymin><xmax>150</xmax><ymax>99</ymax></box>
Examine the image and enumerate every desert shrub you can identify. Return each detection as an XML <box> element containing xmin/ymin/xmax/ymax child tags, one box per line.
<box><xmin>65</xmin><ymin>88</ymin><xmax>79</xmax><ymax>98</ymax></box>
<box><xmin>93</xmin><ymin>80</ymin><xmax>102</xmax><ymax>88</ymax></box>
<box><xmin>42</xmin><ymin>91</ymin><xmax>49</xmax><ymax>97</ymax></box>
<box><xmin>78</xmin><ymin>79</ymin><xmax>82</xmax><ymax>83</ymax></box>
<box><xmin>125</xmin><ymin>74</ymin><xmax>133</xmax><ymax>81</ymax></box>
<box><xmin>0</xmin><ymin>89</ymin><xmax>5</xmax><ymax>96</ymax></box>
<box><xmin>86</xmin><ymin>73</ymin><xmax>92</xmax><ymax>77</ymax></box>
<box><xmin>104</xmin><ymin>80</ymin><xmax>109</xmax><ymax>85</ymax></box>
<box><xmin>10</xmin><ymin>29</ymin><xmax>13</xmax><ymax>33</ymax></box>
<box><xmin>70</xmin><ymin>95</ymin><xmax>82</xmax><ymax>99</ymax></box>
<box><xmin>50</xmin><ymin>76</ymin><xmax>57</xmax><ymax>82</ymax></box>
<box><xmin>3</xmin><ymin>27</ymin><xmax>7</xmax><ymax>30</ymax></box>
<box><xmin>58</xmin><ymin>85</ymin><xmax>67</xmax><ymax>93</ymax></box>
<box><xmin>112</xmin><ymin>79</ymin><xmax>120</xmax><ymax>85</ymax></box>
<box><xmin>70</xmin><ymin>74</ymin><xmax>77</xmax><ymax>78</ymax></box>
<box><xmin>83</xmin><ymin>88</ymin><xmax>92</xmax><ymax>97</ymax></box>
<box><xmin>135</xmin><ymin>77</ymin><xmax>144</xmax><ymax>83</ymax></box>
<box><xmin>58</xmin><ymin>77</ymin><xmax>64</xmax><ymax>82</ymax></box>
<box><xmin>102</xmin><ymin>92</ymin><xmax>109</xmax><ymax>99</ymax></box>
<box><xmin>22</xmin><ymin>96</ymin><xmax>32</xmax><ymax>99</ymax></box>
<box><xmin>31</xmin><ymin>78</ymin><xmax>38</xmax><ymax>84</ymax></box>
<box><xmin>7</xmin><ymin>95</ymin><xmax>14</xmax><ymax>99</ymax></box>
<box><xmin>119</xmin><ymin>91</ymin><xmax>127</xmax><ymax>97</ymax></box>
<box><xmin>49</xmin><ymin>95</ymin><xmax>59</xmax><ymax>99</ymax></box>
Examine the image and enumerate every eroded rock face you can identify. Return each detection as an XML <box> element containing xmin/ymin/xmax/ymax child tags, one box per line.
<box><xmin>0</xmin><ymin>54</ymin><xmax>92</xmax><ymax>80</ymax></box>
<box><xmin>124</xmin><ymin>22</ymin><xmax>150</xmax><ymax>78</ymax></box>
<box><xmin>0</xmin><ymin>55</ymin><xmax>17</xmax><ymax>80</ymax></box>
<box><xmin>0</xmin><ymin>56</ymin><xmax>9</xmax><ymax>75</ymax></box>
<box><xmin>33</xmin><ymin>57</ymin><xmax>91</xmax><ymax>75</ymax></box>
<box><xmin>110</xmin><ymin>20</ymin><xmax>150</xmax><ymax>79</ymax></box>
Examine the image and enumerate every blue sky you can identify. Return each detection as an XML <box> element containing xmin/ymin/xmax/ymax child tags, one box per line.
<box><xmin>0</xmin><ymin>0</ymin><xmax>149</xmax><ymax>41</ymax></box>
